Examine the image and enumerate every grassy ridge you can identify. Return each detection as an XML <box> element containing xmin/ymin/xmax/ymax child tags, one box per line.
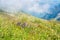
<box><xmin>0</xmin><ymin>12</ymin><xmax>60</xmax><ymax>40</ymax></box>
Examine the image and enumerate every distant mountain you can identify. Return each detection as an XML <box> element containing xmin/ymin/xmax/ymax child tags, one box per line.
<box><xmin>23</xmin><ymin>4</ymin><xmax>60</xmax><ymax>20</ymax></box>
<box><xmin>0</xmin><ymin>9</ymin><xmax>4</xmax><ymax>12</ymax></box>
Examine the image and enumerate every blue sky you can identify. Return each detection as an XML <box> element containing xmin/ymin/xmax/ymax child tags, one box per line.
<box><xmin>0</xmin><ymin>0</ymin><xmax>60</xmax><ymax>20</ymax></box>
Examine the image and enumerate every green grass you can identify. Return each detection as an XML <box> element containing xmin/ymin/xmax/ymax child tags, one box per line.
<box><xmin>0</xmin><ymin>12</ymin><xmax>60</xmax><ymax>40</ymax></box>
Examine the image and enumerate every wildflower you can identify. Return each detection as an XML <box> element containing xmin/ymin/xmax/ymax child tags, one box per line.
<box><xmin>21</xmin><ymin>22</ymin><xmax>28</xmax><ymax>27</ymax></box>
<box><xmin>16</xmin><ymin>22</ymin><xmax>21</xmax><ymax>26</ymax></box>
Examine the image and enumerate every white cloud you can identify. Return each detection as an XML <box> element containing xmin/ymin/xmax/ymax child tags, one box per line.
<box><xmin>0</xmin><ymin>0</ymin><xmax>24</xmax><ymax>11</ymax></box>
<box><xmin>55</xmin><ymin>13</ymin><xmax>60</xmax><ymax>20</ymax></box>
<box><xmin>0</xmin><ymin>0</ymin><xmax>60</xmax><ymax>14</ymax></box>
<box><xmin>57</xmin><ymin>13</ymin><xmax>60</xmax><ymax>16</ymax></box>
<box><xmin>28</xmin><ymin>3</ymin><xmax>50</xmax><ymax>13</ymax></box>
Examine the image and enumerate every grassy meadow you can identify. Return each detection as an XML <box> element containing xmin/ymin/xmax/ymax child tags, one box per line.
<box><xmin>0</xmin><ymin>12</ymin><xmax>60</xmax><ymax>40</ymax></box>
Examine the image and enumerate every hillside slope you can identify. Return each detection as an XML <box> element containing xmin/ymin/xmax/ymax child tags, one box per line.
<box><xmin>0</xmin><ymin>12</ymin><xmax>60</xmax><ymax>40</ymax></box>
